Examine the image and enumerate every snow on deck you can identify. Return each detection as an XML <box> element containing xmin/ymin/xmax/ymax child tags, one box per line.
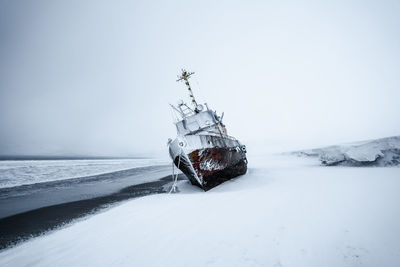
<box><xmin>1</xmin><ymin>155</ymin><xmax>400</xmax><ymax>266</ymax></box>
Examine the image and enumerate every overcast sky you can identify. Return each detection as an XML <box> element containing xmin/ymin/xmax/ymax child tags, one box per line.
<box><xmin>0</xmin><ymin>0</ymin><xmax>399</xmax><ymax>157</ymax></box>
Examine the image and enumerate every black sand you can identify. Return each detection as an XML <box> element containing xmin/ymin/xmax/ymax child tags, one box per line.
<box><xmin>0</xmin><ymin>166</ymin><xmax>185</xmax><ymax>250</ymax></box>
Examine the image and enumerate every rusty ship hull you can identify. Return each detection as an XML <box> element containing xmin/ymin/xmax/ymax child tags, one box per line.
<box><xmin>169</xmin><ymin>134</ymin><xmax>247</xmax><ymax>191</ymax></box>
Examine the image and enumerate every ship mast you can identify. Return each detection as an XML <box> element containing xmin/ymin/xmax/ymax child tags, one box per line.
<box><xmin>177</xmin><ymin>69</ymin><xmax>200</xmax><ymax>113</ymax></box>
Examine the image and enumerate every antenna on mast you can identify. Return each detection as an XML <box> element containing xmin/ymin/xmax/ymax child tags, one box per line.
<box><xmin>177</xmin><ymin>69</ymin><xmax>201</xmax><ymax>113</ymax></box>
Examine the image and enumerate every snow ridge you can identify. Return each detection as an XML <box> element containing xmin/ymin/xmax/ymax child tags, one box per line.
<box><xmin>293</xmin><ymin>136</ymin><xmax>400</xmax><ymax>166</ymax></box>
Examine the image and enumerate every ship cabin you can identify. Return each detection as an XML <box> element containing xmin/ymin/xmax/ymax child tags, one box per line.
<box><xmin>173</xmin><ymin>104</ymin><xmax>227</xmax><ymax>137</ymax></box>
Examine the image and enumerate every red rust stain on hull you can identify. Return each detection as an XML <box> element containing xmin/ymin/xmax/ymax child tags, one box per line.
<box><xmin>175</xmin><ymin>147</ymin><xmax>247</xmax><ymax>191</ymax></box>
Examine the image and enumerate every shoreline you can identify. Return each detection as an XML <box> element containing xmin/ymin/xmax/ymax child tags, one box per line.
<box><xmin>0</xmin><ymin>165</ymin><xmax>184</xmax><ymax>250</ymax></box>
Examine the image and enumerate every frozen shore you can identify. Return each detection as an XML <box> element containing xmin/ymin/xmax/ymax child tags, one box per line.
<box><xmin>293</xmin><ymin>136</ymin><xmax>400</xmax><ymax>166</ymax></box>
<box><xmin>0</xmin><ymin>158</ymin><xmax>169</xmax><ymax>189</ymax></box>
<box><xmin>0</xmin><ymin>165</ymin><xmax>180</xmax><ymax>249</ymax></box>
<box><xmin>1</xmin><ymin>154</ymin><xmax>399</xmax><ymax>266</ymax></box>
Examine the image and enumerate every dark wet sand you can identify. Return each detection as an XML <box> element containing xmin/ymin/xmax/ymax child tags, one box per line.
<box><xmin>0</xmin><ymin>165</ymin><xmax>173</xmax><ymax>218</ymax></box>
<box><xmin>0</xmin><ymin>166</ymin><xmax>185</xmax><ymax>250</ymax></box>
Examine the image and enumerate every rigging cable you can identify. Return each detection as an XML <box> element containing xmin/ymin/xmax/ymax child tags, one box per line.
<box><xmin>169</xmin><ymin>150</ymin><xmax>181</xmax><ymax>194</ymax></box>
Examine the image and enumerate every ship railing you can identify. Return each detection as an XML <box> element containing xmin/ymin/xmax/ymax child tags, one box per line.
<box><xmin>188</xmin><ymin>128</ymin><xmax>238</xmax><ymax>141</ymax></box>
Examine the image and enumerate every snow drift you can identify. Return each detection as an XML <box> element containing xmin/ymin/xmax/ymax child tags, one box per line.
<box><xmin>1</xmin><ymin>155</ymin><xmax>400</xmax><ymax>267</ymax></box>
<box><xmin>293</xmin><ymin>136</ymin><xmax>400</xmax><ymax>166</ymax></box>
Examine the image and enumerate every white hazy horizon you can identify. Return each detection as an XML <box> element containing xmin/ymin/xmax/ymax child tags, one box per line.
<box><xmin>1</xmin><ymin>0</ymin><xmax>399</xmax><ymax>157</ymax></box>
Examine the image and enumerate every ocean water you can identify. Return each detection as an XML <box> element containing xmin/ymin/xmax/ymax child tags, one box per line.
<box><xmin>0</xmin><ymin>159</ymin><xmax>177</xmax><ymax>249</ymax></box>
<box><xmin>0</xmin><ymin>158</ymin><xmax>169</xmax><ymax>189</ymax></box>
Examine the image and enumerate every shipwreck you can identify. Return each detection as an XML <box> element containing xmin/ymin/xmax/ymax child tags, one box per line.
<box><xmin>168</xmin><ymin>70</ymin><xmax>247</xmax><ymax>191</ymax></box>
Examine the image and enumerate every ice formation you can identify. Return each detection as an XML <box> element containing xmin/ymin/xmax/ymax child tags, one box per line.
<box><xmin>293</xmin><ymin>136</ymin><xmax>400</xmax><ymax>166</ymax></box>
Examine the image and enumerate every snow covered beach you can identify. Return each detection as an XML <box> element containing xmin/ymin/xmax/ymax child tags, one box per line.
<box><xmin>1</xmin><ymin>153</ymin><xmax>399</xmax><ymax>267</ymax></box>
<box><xmin>0</xmin><ymin>163</ymin><xmax>176</xmax><ymax>249</ymax></box>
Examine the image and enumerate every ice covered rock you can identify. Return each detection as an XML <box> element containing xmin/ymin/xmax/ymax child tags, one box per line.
<box><xmin>319</xmin><ymin>148</ymin><xmax>346</xmax><ymax>165</ymax></box>
<box><xmin>344</xmin><ymin>146</ymin><xmax>383</xmax><ymax>162</ymax></box>
<box><xmin>293</xmin><ymin>136</ymin><xmax>400</xmax><ymax>166</ymax></box>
